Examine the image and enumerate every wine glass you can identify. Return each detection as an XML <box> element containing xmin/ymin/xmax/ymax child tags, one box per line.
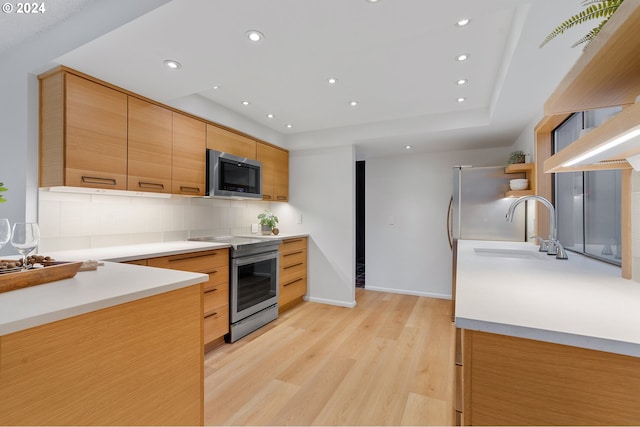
<box><xmin>0</xmin><ymin>218</ymin><xmax>10</xmax><ymax>250</ymax></box>
<box><xmin>11</xmin><ymin>222</ymin><xmax>40</xmax><ymax>270</ymax></box>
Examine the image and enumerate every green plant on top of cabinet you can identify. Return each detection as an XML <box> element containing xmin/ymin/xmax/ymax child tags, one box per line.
<box><xmin>40</xmin><ymin>70</ymin><xmax>128</xmax><ymax>189</ymax></box>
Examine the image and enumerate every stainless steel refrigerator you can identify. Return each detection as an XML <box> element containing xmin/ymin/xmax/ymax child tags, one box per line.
<box><xmin>448</xmin><ymin>165</ymin><xmax>527</xmax><ymax>245</ymax></box>
<box><xmin>448</xmin><ymin>165</ymin><xmax>527</xmax><ymax>320</ymax></box>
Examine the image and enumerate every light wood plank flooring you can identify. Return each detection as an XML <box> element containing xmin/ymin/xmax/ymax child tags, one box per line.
<box><xmin>204</xmin><ymin>288</ymin><xmax>455</xmax><ymax>426</ymax></box>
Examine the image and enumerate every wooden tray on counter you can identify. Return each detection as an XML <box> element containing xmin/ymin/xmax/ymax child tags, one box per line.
<box><xmin>0</xmin><ymin>261</ymin><xmax>83</xmax><ymax>294</ymax></box>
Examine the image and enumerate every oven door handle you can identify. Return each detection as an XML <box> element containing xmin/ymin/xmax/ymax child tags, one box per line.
<box><xmin>232</xmin><ymin>251</ymin><xmax>279</xmax><ymax>267</ymax></box>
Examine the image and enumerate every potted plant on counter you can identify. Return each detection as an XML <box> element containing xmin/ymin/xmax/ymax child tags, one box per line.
<box><xmin>258</xmin><ymin>210</ymin><xmax>279</xmax><ymax>235</ymax></box>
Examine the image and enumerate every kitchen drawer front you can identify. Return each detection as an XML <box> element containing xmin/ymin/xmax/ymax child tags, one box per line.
<box><xmin>280</xmin><ymin>276</ymin><xmax>307</xmax><ymax>307</ymax></box>
<box><xmin>204</xmin><ymin>283</ymin><xmax>229</xmax><ymax>317</ymax></box>
<box><xmin>204</xmin><ymin>306</ymin><xmax>229</xmax><ymax>343</ymax></box>
<box><xmin>280</xmin><ymin>260</ymin><xmax>306</xmax><ymax>284</ymax></box>
<box><xmin>147</xmin><ymin>248</ymin><xmax>228</xmax><ymax>273</ymax></box>
<box><xmin>279</xmin><ymin>237</ymin><xmax>307</xmax><ymax>254</ymax></box>
<box><xmin>281</xmin><ymin>247</ymin><xmax>306</xmax><ymax>268</ymax></box>
<box><xmin>203</xmin><ymin>267</ymin><xmax>229</xmax><ymax>292</ymax></box>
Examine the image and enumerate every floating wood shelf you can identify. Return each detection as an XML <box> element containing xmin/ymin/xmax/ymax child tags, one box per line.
<box><xmin>504</xmin><ymin>163</ymin><xmax>536</xmax><ymax>197</ymax></box>
<box><xmin>544</xmin><ymin>0</ymin><xmax>640</xmax><ymax>116</ymax></box>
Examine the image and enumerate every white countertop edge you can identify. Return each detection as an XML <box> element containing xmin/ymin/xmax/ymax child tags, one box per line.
<box><xmin>103</xmin><ymin>244</ymin><xmax>230</xmax><ymax>262</ymax></box>
<box><xmin>456</xmin><ymin>317</ymin><xmax>640</xmax><ymax>358</ymax></box>
<box><xmin>234</xmin><ymin>233</ymin><xmax>309</xmax><ymax>240</ymax></box>
<box><xmin>0</xmin><ymin>267</ymin><xmax>208</xmax><ymax>336</ymax></box>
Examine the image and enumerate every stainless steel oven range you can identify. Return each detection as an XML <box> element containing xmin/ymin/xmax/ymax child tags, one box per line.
<box><xmin>190</xmin><ymin>236</ymin><xmax>281</xmax><ymax>342</ymax></box>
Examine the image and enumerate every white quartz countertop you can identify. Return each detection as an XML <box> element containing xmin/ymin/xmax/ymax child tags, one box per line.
<box><xmin>0</xmin><ymin>261</ymin><xmax>208</xmax><ymax>335</ymax></box>
<box><xmin>46</xmin><ymin>240</ymin><xmax>230</xmax><ymax>263</ymax></box>
<box><xmin>455</xmin><ymin>239</ymin><xmax>640</xmax><ymax>357</ymax></box>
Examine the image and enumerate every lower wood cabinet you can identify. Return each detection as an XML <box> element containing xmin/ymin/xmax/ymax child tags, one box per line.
<box><xmin>134</xmin><ymin>248</ymin><xmax>230</xmax><ymax>351</ymax></box>
<box><xmin>279</xmin><ymin>237</ymin><xmax>307</xmax><ymax>312</ymax></box>
<box><xmin>458</xmin><ymin>329</ymin><xmax>640</xmax><ymax>426</ymax></box>
<box><xmin>0</xmin><ymin>285</ymin><xmax>203</xmax><ymax>425</ymax></box>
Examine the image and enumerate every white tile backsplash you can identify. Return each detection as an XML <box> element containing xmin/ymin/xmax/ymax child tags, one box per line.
<box><xmin>38</xmin><ymin>189</ymin><xmax>272</xmax><ymax>252</ymax></box>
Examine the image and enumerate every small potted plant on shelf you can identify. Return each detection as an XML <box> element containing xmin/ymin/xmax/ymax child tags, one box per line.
<box><xmin>257</xmin><ymin>210</ymin><xmax>278</xmax><ymax>235</ymax></box>
<box><xmin>508</xmin><ymin>150</ymin><xmax>526</xmax><ymax>164</ymax></box>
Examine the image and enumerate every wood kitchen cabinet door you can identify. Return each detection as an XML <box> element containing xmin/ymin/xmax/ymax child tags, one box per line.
<box><xmin>40</xmin><ymin>72</ymin><xmax>128</xmax><ymax>189</ymax></box>
<box><xmin>172</xmin><ymin>112</ymin><xmax>206</xmax><ymax>196</ymax></box>
<box><xmin>127</xmin><ymin>97</ymin><xmax>172</xmax><ymax>193</ymax></box>
<box><xmin>206</xmin><ymin>124</ymin><xmax>257</xmax><ymax>159</ymax></box>
<box><xmin>257</xmin><ymin>143</ymin><xmax>289</xmax><ymax>202</ymax></box>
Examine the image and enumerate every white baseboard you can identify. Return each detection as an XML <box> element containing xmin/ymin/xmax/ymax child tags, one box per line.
<box><xmin>363</xmin><ymin>285</ymin><xmax>452</xmax><ymax>300</ymax></box>
<box><xmin>303</xmin><ymin>295</ymin><xmax>357</xmax><ymax>308</ymax></box>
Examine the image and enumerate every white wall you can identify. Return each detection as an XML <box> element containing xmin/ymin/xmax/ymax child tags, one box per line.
<box><xmin>365</xmin><ymin>146</ymin><xmax>510</xmax><ymax>298</ymax></box>
<box><xmin>271</xmin><ymin>146</ymin><xmax>356</xmax><ymax>308</ymax></box>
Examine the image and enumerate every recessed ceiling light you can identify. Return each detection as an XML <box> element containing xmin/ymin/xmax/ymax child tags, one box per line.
<box><xmin>456</xmin><ymin>53</ymin><xmax>469</xmax><ymax>62</ymax></box>
<box><xmin>242</xmin><ymin>101</ymin><xmax>250</xmax><ymax>106</ymax></box>
<box><xmin>328</xmin><ymin>77</ymin><xmax>338</xmax><ymax>84</ymax></box>
<box><xmin>405</xmin><ymin>145</ymin><xmax>412</xmax><ymax>150</ymax></box>
<box><xmin>457</xmin><ymin>79</ymin><xmax>468</xmax><ymax>85</ymax></box>
<box><xmin>164</xmin><ymin>60</ymin><xmax>181</xmax><ymax>69</ymax></box>
<box><xmin>246</xmin><ymin>30</ymin><xmax>264</xmax><ymax>43</ymax></box>
<box><xmin>212</xmin><ymin>85</ymin><xmax>221</xmax><ymax>90</ymax></box>
<box><xmin>456</xmin><ymin>18</ymin><xmax>470</xmax><ymax>26</ymax></box>
<box><xmin>457</xmin><ymin>97</ymin><xmax>466</xmax><ymax>103</ymax></box>
<box><xmin>267</xmin><ymin>114</ymin><xmax>275</xmax><ymax>119</ymax></box>
<box><xmin>366</xmin><ymin>0</ymin><xmax>381</xmax><ymax>3</ymax></box>
<box><xmin>350</xmin><ymin>101</ymin><xmax>359</xmax><ymax>107</ymax></box>
<box><xmin>285</xmin><ymin>124</ymin><xmax>293</xmax><ymax>129</ymax></box>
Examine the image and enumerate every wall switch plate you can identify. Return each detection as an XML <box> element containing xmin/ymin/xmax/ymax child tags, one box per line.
<box><xmin>297</xmin><ymin>214</ymin><xmax>303</xmax><ymax>224</ymax></box>
<box><xmin>251</xmin><ymin>223</ymin><xmax>259</xmax><ymax>233</ymax></box>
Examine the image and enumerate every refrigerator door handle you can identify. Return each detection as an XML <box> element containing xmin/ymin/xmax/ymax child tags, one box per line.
<box><xmin>447</xmin><ymin>195</ymin><xmax>453</xmax><ymax>250</ymax></box>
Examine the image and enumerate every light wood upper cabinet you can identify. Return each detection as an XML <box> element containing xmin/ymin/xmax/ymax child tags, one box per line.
<box><xmin>172</xmin><ymin>112</ymin><xmax>206</xmax><ymax>196</ymax></box>
<box><xmin>257</xmin><ymin>143</ymin><xmax>289</xmax><ymax>202</ymax></box>
<box><xmin>127</xmin><ymin>97</ymin><xmax>173</xmax><ymax>193</ymax></box>
<box><xmin>206</xmin><ymin>124</ymin><xmax>257</xmax><ymax>159</ymax></box>
<box><xmin>40</xmin><ymin>71</ymin><xmax>128</xmax><ymax>189</ymax></box>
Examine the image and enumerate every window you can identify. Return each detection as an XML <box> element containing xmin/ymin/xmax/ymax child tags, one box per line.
<box><xmin>553</xmin><ymin>107</ymin><xmax>623</xmax><ymax>265</ymax></box>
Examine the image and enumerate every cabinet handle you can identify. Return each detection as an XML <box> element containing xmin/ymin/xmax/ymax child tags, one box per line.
<box><xmin>82</xmin><ymin>176</ymin><xmax>116</xmax><ymax>186</ymax></box>
<box><xmin>283</xmin><ymin>238</ymin><xmax>304</xmax><ymax>245</ymax></box>
<box><xmin>283</xmin><ymin>278</ymin><xmax>304</xmax><ymax>287</ymax></box>
<box><xmin>138</xmin><ymin>181</ymin><xmax>164</xmax><ymax>190</ymax></box>
<box><xmin>168</xmin><ymin>252</ymin><xmax>217</xmax><ymax>262</ymax></box>
<box><xmin>205</xmin><ymin>288</ymin><xmax>218</xmax><ymax>293</ymax></box>
<box><xmin>180</xmin><ymin>186</ymin><xmax>201</xmax><ymax>193</ymax></box>
<box><xmin>284</xmin><ymin>262</ymin><xmax>304</xmax><ymax>270</ymax></box>
<box><xmin>283</xmin><ymin>250</ymin><xmax>304</xmax><ymax>257</ymax></box>
<box><xmin>277</xmin><ymin>196</ymin><xmax>287</xmax><ymax>200</ymax></box>
<box><xmin>263</xmin><ymin>194</ymin><xmax>273</xmax><ymax>200</ymax></box>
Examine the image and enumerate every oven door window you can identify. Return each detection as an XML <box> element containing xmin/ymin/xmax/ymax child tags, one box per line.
<box><xmin>236</xmin><ymin>257</ymin><xmax>277</xmax><ymax>313</ymax></box>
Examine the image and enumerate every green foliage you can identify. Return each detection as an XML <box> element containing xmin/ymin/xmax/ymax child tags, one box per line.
<box><xmin>540</xmin><ymin>0</ymin><xmax>624</xmax><ymax>49</ymax></box>
<box><xmin>257</xmin><ymin>210</ymin><xmax>278</xmax><ymax>228</ymax></box>
<box><xmin>0</xmin><ymin>182</ymin><xmax>7</xmax><ymax>203</ymax></box>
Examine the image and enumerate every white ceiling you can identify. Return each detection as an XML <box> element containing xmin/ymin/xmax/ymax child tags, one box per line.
<box><xmin>4</xmin><ymin>0</ymin><xmax>587</xmax><ymax>158</ymax></box>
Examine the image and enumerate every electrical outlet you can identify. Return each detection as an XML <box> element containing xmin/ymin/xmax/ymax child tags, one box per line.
<box><xmin>251</xmin><ymin>223</ymin><xmax>259</xmax><ymax>233</ymax></box>
<box><xmin>297</xmin><ymin>214</ymin><xmax>303</xmax><ymax>224</ymax></box>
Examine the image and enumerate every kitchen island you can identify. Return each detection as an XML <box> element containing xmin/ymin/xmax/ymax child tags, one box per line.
<box><xmin>0</xmin><ymin>261</ymin><xmax>209</xmax><ymax>426</ymax></box>
<box><xmin>454</xmin><ymin>239</ymin><xmax>640</xmax><ymax>426</ymax></box>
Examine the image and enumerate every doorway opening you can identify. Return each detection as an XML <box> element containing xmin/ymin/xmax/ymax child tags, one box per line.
<box><xmin>356</xmin><ymin>160</ymin><xmax>365</xmax><ymax>288</ymax></box>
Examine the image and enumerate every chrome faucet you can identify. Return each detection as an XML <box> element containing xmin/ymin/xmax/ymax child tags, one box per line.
<box><xmin>505</xmin><ymin>195</ymin><xmax>568</xmax><ymax>260</ymax></box>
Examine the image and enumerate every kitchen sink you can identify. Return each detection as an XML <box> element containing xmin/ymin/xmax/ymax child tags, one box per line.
<box><xmin>473</xmin><ymin>247</ymin><xmax>550</xmax><ymax>260</ymax></box>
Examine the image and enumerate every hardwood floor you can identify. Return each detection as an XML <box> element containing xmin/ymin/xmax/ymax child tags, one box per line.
<box><xmin>203</xmin><ymin>288</ymin><xmax>456</xmax><ymax>426</ymax></box>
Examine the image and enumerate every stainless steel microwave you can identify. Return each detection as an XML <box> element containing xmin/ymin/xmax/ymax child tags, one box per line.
<box><xmin>206</xmin><ymin>149</ymin><xmax>262</xmax><ymax>199</ymax></box>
